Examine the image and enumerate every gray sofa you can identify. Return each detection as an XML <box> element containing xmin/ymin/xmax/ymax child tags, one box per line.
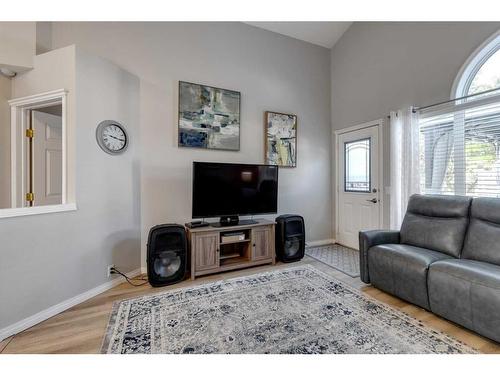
<box><xmin>359</xmin><ymin>194</ymin><xmax>500</xmax><ymax>343</ymax></box>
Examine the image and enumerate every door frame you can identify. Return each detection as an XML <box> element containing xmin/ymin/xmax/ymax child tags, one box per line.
<box><xmin>9</xmin><ymin>89</ymin><xmax>67</xmax><ymax>208</ymax></box>
<box><xmin>333</xmin><ymin>119</ymin><xmax>385</xmax><ymax>240</ymax></box>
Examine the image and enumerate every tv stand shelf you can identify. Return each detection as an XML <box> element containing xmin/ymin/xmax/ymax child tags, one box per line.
<box><xmin>219</xmin><ymin>252</ymin><xmax>241</xmax><ymax>260</ymax></box>
<box><xmin>186</xmin><ymin>219</ymin><xmax>275</xmax><ymax>280</ymax></box>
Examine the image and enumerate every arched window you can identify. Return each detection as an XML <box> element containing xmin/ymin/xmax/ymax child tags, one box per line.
<box><xmin>453</xmin><ymin>31</ymin><xmax>500</xmax><ymax>98</ymax></box>
<box><xmin>420</xmin><ymin>31</ymin><xmax>500</xmax><ymax>198</ymax></box>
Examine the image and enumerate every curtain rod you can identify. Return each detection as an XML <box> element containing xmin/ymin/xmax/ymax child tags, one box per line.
<box><xmin>386</xmin><ymin>87</ymin><xmax>500</xmax><ymax>119</ymax></box>
<box><xmin>413</xmin><ymin>86</ymin><xmax>500</xmax><ymax>113</ymax></box>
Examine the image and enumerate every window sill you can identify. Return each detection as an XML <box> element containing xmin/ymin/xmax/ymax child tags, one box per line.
<box><xmin>0</xmin><ymin>203</ymin><xmax>77</xmax><ymax>219</ymax></box>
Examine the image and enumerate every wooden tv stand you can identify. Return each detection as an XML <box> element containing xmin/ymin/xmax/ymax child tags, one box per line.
<box><xmin>186</xmin><ymin>219</ymin><xmax>275</xmax><ymax>280</ymax></box>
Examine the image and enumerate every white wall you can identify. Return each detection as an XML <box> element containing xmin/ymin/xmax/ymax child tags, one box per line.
<box><xmin>0</xmin><ymin>75</ymin><xmax>11</xmax><ymax>208</ymax></box>
<box><xmin>51</xmin><ymin>22</ymin><xmax>334</xmax><ymax>269</ymax></box>
<box><xmin>0</xmin><ymin>46</ymin><xmax>141</xmax><ymax>331</ymax></box>
<box><xmin>330</xmin><ymin>22</ymin><xmax>500</xmax><ymax>229</ymax></box>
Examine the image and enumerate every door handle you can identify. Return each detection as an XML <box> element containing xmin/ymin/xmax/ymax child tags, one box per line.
<box><xmin>366</xmin><ymin>198</ymin><xmax>378</xmax><ymax>203</ymax></box>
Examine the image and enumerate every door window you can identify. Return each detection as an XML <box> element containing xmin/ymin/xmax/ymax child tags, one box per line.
<box><xmin>344</xmin><ymin>138</ymin><xmax>371</xmax><ymax>193</ymax></box>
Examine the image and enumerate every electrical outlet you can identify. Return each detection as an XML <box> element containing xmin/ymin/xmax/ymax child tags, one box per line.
<box><xmin>107</xmin><ymin>264</ymin><xmax>115</xmax><ymax>278</ymax></box>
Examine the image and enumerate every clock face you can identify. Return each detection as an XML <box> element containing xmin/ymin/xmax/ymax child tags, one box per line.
<box><xmin>96</xmin><ymin>121</ymin><xmax>128</xmax><ymax>154</ymax></box>
<box><xmin>103</xmin><ymin>124</ymin><xmax>126</xmax><ymax>151</ymax></box>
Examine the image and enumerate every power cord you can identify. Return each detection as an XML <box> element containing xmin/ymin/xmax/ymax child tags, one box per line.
<box><xmin>110</xmin><ymin>266</ymin><xmax>149</xmax><ymax>287</ymax></box>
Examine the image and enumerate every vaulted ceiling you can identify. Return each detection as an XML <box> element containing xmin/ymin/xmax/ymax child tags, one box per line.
<box><xmin>244</xmin><ymin>22</ymin><xmax>352</xmax><ymax>49</ymax></box>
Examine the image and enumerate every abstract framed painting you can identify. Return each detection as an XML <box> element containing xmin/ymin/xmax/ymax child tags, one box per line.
<box><xmin>265</xmin><ymin>111</ymin><xmax>297</xmax><ymax>167</ymax></box>
<box><xmin>178</xmin><ymin>81</ymin><xmax>241</xmax><ymax>151</ymax></box>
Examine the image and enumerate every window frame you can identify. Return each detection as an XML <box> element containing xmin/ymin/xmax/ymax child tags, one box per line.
<box><xmin>343</xmin><ymin>137</ymin><xmax>372</xmax><ymax>193</ymax></box>
<box><xmin>451</xmin><ymin>30</ymin><xmax>500</xmax><ymax>99</ymax></box>
<box><xmin>0</xmin><ymin>89</ymin><xmax>76</xmax><ymax>219</ymax></box>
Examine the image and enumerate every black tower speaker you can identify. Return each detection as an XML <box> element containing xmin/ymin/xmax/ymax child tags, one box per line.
<box><xmin>147</xmin><ymin>224</ymin><xmax>187</xmax><ymax>287</ymax></box>
<box><xmin>275</xmin><ymin>215</ymin><xmax>306</xmax><ymax>263</ymax></box>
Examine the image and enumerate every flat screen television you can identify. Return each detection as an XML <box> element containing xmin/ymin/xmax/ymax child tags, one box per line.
<box><xmin>192</xmin><ymin>162</ymin><xmax>278</xmax><ymax>226</ymax></box>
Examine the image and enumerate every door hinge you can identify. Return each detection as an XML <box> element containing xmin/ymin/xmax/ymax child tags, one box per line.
<box><xmin>26</xmin><ymin>192</ymin><xmax>34</xmax><ymax>202</ymax></box>
<box><xmin>25</xmin><ymin>128</ymin><xmax>34</xmax><ymax>138</ymax></box>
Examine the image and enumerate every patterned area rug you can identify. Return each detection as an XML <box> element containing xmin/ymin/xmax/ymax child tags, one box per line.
<box><xmin>306</xmin><ymin>243</ymin><xmax>360</xmax><ymax>277</ymax></box>
<box><xmin>101</xmin><ymin>265</ymin><xmax>475</xmax><ymax>354</ymax></box>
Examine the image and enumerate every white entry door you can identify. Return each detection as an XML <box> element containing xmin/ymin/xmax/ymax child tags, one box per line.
<box><xmin>32</xmin><ymin>110</ymin><xmax>63</xmax><ymax>206</ymax></box>
<box><xmin>336</xmin><ymin>122</ymin><xmax>382</xmax><ymax>249</ymax></box>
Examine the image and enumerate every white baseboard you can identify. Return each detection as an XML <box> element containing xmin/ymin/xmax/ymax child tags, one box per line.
<box><xmin>0</xmin><ymin>268</ymin><xmax>142</xmax><ymax>342</ymax></box>
<box><xmin>141</xmin><ymin>266</ymin><xmax>147</xmax><ymax>275</ymax></box>
<box><xmin>306</xmin><ymin>238</ymin><xmax>336</xmax><ymax>247</ymax></box>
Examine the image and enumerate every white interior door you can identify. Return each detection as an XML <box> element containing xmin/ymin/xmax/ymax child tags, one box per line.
<box><xmin>336</xmin><ymin>123</ymin><xmax>382</xmax><ymax>249</ymax></box>
<box><xmin>32</xmin><ymin>110</ymin><xmax>63</xmax><ymax>206</ymax></box>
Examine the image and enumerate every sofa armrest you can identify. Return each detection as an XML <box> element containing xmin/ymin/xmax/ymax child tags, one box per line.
<box><xmin>359</xmin><ymin>230</ymin><xmax>400</xmax><ymax>283</ymax></box>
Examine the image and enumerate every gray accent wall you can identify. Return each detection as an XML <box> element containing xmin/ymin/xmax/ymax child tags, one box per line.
<box><xmin>330</xmin><ymin>22</ymin><xmax>500</xmax><ymax>229</ymax></box>
<box><xmin>50</xmin><ymin>22</ymin><xmax>334</xmax><ymax>268</ymax></box>
<box><xmin>0</xmin><ymin>46</ymin><xmax>141</xmax><ymax>331</ymax></box>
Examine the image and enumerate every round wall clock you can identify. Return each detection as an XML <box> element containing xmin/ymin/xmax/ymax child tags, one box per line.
<box><xmin>96</xmin><ymin>120</ymin><xmax>129</xmax><ymax>155</ymax></box>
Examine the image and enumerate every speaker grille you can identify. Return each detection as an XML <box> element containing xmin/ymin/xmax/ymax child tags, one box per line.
<box><xmin>285</xmin><ymin>220</ymin><xmax>303</xmax><ymax>236</ymax></box>
<box><xmin>153</xmin><ymin>251</ymin><xmax>182</xmax><ymax>278</ymax></box>
<box><xmin>284</xmin><ymin>238</ymin><xmax>303</xmax><ymax>258</ymax></box>
<box><xmin>151</xmin><ymin>232</ymin><xmax>183</xmax><ymax>253</ymax></box>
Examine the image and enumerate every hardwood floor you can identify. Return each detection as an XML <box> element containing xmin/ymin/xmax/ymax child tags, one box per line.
<box><xmin>1</xmin><ymin>257</ymin><xmax>499</xmax><ymax>354</ymax></box>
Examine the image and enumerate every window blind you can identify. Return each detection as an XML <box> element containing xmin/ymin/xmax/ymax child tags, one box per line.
<box><xmin>419</xmin><ymin>94</ymin><xmax>500</xmax><ymax>198</ymax></box>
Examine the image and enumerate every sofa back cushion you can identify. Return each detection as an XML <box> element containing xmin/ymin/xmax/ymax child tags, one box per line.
<box><xmin>400</xmin><ymin>194</ymin><xmax>472</xmax><ymax>257</ymax></box>
<box><xmin>462</xmin><ymin>197</ymin><xmax>500</xmax><ymax>265</ymax></box>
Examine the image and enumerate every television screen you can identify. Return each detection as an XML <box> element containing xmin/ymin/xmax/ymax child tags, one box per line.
<box><xmin>192</xmin><ymin>162</ymin><xmax>278</xmax><ymax>218</ymax></box>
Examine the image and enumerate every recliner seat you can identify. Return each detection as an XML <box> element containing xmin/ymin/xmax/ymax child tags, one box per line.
<box><xmin>428</xmin><ymin>259</ymin><xmax>500</xmax><ymax>340</ymax></box>
<box><xmin>368</xmin><ymin>243</ymin><xmax>452</xmax><ymax>310</ymax></box>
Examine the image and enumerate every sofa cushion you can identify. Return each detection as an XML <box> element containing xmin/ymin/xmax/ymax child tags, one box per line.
<box><xmin>400</xmin><ymin>194</ymin><xmax>472</xmax><ymax>257</ymax></box>
<box><xmin>462</xmin><ymin>197</ymin><xmax>500</xmax><ymax>266</ymax></box>
<box><xmin>368</xmin><ymin>243</ymin><xmax>452</xmax><ymax>310</ymax></box>
<box><xmin>428</xmin><ymin>259</ymin><xmax>500</xmax><ymax>343</ymax></box>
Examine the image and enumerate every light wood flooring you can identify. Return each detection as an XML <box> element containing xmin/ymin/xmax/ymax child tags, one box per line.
<box><xmin>1</xmin><ymin>257</ymin><xmax>499</xmax><ymax>354</ymax></box>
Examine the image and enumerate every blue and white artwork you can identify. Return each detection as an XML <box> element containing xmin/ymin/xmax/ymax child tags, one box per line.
<box><xmin>178</xmin><ymin>81</ymin><xmax>240</xmax><ymax>150</ymax></box>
